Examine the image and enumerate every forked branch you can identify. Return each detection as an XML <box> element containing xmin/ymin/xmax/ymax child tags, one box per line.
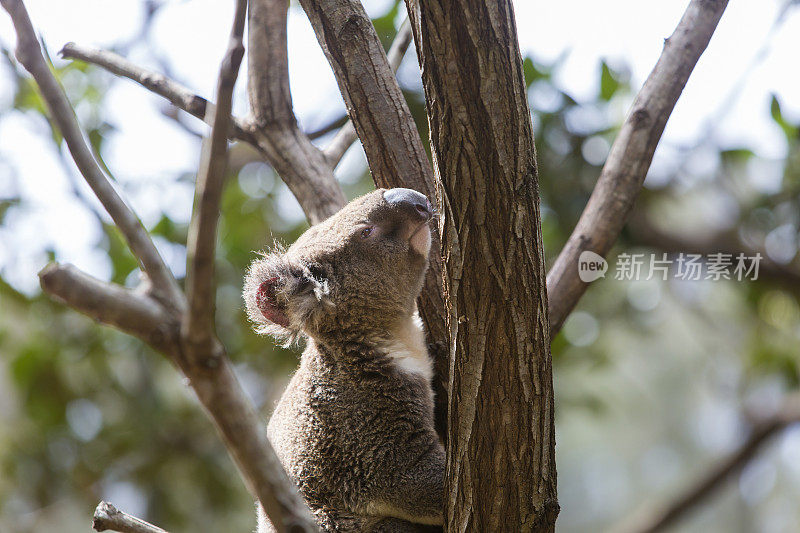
<box><xmin>546</xmin><ymin>0</ymin><xmax>729</xmax><ymax>335</ymax></box>
<box><xmin>4</xmin><ymin>1</ymin><xmax>318</xmax><ymax>531</ymax></box>
<box><xmin>247</xmin><ymin>0</ymin><xmax>345</xmax><ymax>224</ymax></box>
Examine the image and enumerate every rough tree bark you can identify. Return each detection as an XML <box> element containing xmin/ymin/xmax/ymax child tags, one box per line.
<box><xmin>405</xmin><ymin>0</ymin><xmax>556</xmax><ymax>531</ymax></box>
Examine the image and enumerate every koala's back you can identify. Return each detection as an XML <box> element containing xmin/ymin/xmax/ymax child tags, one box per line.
<box><xmin>264</xmin><ymin>342</ymin><xmax>440</xmax><ymax>532</ymax></box>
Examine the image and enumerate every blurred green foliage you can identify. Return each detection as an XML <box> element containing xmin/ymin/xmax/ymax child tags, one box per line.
<box><xmin>1</xmin><ymin>2</ymin><xmax>800</xmax><ymax>533</ymax></box>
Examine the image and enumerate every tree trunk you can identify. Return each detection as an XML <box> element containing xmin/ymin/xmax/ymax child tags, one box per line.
<box><xmin>405</xmin><ymin>1</ymin><xmax>558</xmax><ymax>531</ymax></box>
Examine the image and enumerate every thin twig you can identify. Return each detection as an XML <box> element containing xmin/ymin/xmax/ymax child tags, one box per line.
<box><xmin>60</xmin><ymin>42</ymin><xmax>255</xmax><ymax>146</ymax></box>
<box><xmin>323</xmin><ymin>19</ymin><xmax>413</xmax><ymax>167</ymax></box>
<box><xmin>307</xmin><ymin>113</ymin><xmax>348</xmax><ymax>140</ymax></box>
<box><xmin>1</xmin><ymin>0</ymin><xmax>183</xmax><ymax>310</ymax></box>
<box><xmin>181</xmin><ymin>5</ymin><xmax>319</xmax><ymax>528</ymax></box>
<box><xmin>93</xmin><ymin>501</ymin><xmax>168</xmax><ymax>533</ymax></box>
<box><xmin>61</xmin><ymin>22</ymin><xmax>345</xmax><ymax>225</ymax></box>
<box><xmin>546</xmin><ymin>0</ymin><xmax>729</xmax><ymax>335</ymax></box>
<box><xmin>247</xmin><ymin>0</ymin><xmax>345</xmax><ymax>224</ymax></box>
<box><xmin>59</xmin><ymin>14</ymin><xmax>344</xmax><ymax>225</ymax></box>
<box><xmin>615</xmin><ymin>394</ymin><xmax>800</xmax><ymax>533</ymax></box>
<box><xmin>323</xmin><ymin>121</ymin><xmax>357</xmax><ymax>167</ymax></box>
<box><xmin>182</xmin><ymin>0</ymin><xmax>247</xmax><ymax>353</ymax></box>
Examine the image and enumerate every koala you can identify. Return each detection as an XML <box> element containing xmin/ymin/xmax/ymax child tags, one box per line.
<box><xmin>243</xmin><ymin>188</ymin><xmax>445</xmax><ymax>532</ymax></box>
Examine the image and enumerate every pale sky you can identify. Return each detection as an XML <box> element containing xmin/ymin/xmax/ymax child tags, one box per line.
<box><xmin>0</xmin><ymin>0</ymin><xmax>798</xmax><ymax>293</ymax></box>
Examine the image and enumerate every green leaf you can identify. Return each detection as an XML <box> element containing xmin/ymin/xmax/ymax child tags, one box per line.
<box><xmin>770</xmin><ymin>94</ymin><xmax>798</xmax><ymax>141</ymax></box>
<box><xmin>371</xmin><ymin>0</ymin><xmax>402</xmax><ymax>49</ymax></box>
<box><xmin>102</xmin><ymin>223</ymin><xmax>139</xmax><ymax>284</ymax></box>
<box><xmin>151</xmin><ymin>214</ymin><xmax>187</xmax><ymax>244</ymax></box>
<box><xmin>599</xmin><ymin>61</ymin><xmax>621</xmax><ymax>101</ymax></box>
<box><xmin>523</xmin><ymin>57</ymin><xmax>548</xmax><ymax>88</ymax></box>
<box><xmin>720</xmin><ymin>147</ymin><xmax>755</xmax><ymax>163</ymax></box>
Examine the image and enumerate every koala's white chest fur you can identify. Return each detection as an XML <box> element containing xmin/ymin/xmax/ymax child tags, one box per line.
<box><xmin>379</xmin><ymin>313</ymin><xmax>433</xmax><ymax>382</ymax></box>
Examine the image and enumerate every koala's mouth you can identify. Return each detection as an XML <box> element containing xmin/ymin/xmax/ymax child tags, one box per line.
<box><xmin>409</xmin><ymin>221</ymin><xmax>432</xmax><ymax>256</ymax></box>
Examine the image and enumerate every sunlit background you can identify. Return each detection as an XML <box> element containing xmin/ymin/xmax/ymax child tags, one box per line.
<box><xmin>1</xmin><ymin>0</ymin><xmax>800</xmax><ymax>531</ymax></box>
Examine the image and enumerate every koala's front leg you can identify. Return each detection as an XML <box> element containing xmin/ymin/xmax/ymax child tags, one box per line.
<box><xmin>366</xmin><ymin>440</ymin><xmax>445</xmax><ymax>526</ymax></box>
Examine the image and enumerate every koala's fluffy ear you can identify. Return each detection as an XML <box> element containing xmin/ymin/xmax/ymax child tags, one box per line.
<box><xmin>243</xmin><ymin>251</ymin><xmax>331</xmax><ymax>341</ymax></box>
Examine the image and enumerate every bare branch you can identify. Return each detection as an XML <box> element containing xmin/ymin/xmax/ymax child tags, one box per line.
<box><xmin>1</xmin><ymin>0</ymin><xmax>183</xmax><ymax>309</ymax></box>
<box><xmin>247</xmin><ymin>0</ymin><xmax>345</xmax><ymax>224</ymax></box>
<box><xmin>546</xmin><ymin>0</ymin><xmax>729</xmax><ymax>335</ymax></box>
<box><xmin>182</xmin><ymin>355</ymin><xmax>318</xmax><ymax>533</ymax></box>
<box><xmin>323</xmin><ymin>19</ymin><xmax>413</xmax><ymax>167</ymax></box>
<box><xmin>182</xmin><ymin>0</ymin><xmax>247</xmax><ymax>353</ymax></box>
<box><xmin>307</xmin><ymin>114</ymin><xmax>348</xmax><ymax>140</ymax></box>
<box><xmin>247</xmin><ymin>0</ymin><xmax>291</xmax><ymax>127</ymax></box>
<box><xmin>615</xmin><ymin>394</ymin><xmax>800</xmax><ymax>533</ymax></box>
<box><xmin>386</xmin><ymin>19</ymin><xmax>415</xmax><ymax>75</ymax></box>
<box><xmin>322</xmin><ymin>121</ymin><xmax>357</xmax><ymax>168</ymax></box>
<box><xmin>175</xmin><ymin>5</ymin><xmax>318</xmax><ymax>529</ymax></box>
<box><xmin>38</xmin><ymin>263</ymin><xmax>175</xmax><ymax>353</ymax></box>
<box><xmin>93</xmin><ymin>501</ymin><xmax>168</xmax><ymax>533</ymax></box>
<box><xmin>59</xmin><ymin>42</ymin><xmax>255</xmax><ymax>145</ymax></box>
<box><xmin>58</xmin><ymin>36</ymin><xmax>338</xmax><ymax>228</ymax></box>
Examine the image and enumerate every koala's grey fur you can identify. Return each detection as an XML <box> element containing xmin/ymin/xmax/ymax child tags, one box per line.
<box><xmin>243</xmin><ymin>189</ymin><xmax>444</xmax><ymax>532</ymax></box>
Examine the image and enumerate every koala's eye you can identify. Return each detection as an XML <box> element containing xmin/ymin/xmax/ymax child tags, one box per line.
<box><xmin>360</xmin><ymin>226</ymin><xmax>374</xmax><ymax>239</ymax></box>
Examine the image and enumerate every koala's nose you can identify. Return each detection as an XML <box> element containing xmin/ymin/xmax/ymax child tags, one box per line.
<box><xmin>383</xmin><ymin>188</ymin><xmax>433</xmax><ymax>220</ymax></box>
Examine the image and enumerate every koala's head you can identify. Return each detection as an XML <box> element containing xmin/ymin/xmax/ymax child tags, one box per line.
<box><xmin>243</xmin><ymin>188</ymin><xmax>434</xmax><ymax>343</ymax></box>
